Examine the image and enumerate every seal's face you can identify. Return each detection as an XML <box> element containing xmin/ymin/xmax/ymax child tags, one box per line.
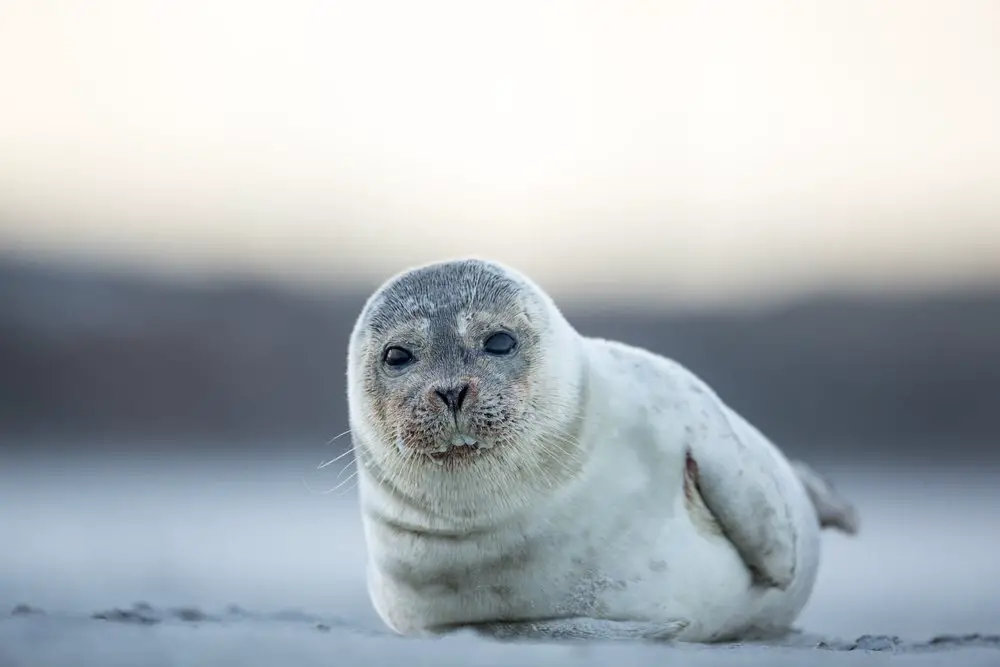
<box><xmin>348</xmin><ymin>259</ymin><xmax>586</xmax><ymax>515</ymax></box>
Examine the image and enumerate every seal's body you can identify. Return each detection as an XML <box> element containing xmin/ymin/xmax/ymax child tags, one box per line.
<box><xmin>347</xmin><ymin>258</ymin><xmax>857</xmax><ymax>642</ymax></box>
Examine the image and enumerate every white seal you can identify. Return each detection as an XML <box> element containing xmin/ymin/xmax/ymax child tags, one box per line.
<box><xmin>347</xmin><ymin>258</ymin><xmax>858</xmax><ymax>642</ymax></box>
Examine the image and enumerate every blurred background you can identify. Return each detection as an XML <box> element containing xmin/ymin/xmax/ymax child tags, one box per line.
<box><xmin>1</xmin><ymin>0</ymin><xmax>998</xmax><ymax>643</ymax></box>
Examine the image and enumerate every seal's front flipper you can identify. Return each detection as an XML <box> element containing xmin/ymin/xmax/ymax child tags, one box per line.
<box><xmin>469</xmin><ymin>617</ymin><xmax>690</xmax><ymax>642</ymax></box>
<box><xmin>687</xmin><ymin>388</ymin><xmax>799</xmax><ymax>591</ymax></box>
<box><xmin>790</xmin><ymin>460</ymin><xmax>860</xmax><ymax>535</ymax></box>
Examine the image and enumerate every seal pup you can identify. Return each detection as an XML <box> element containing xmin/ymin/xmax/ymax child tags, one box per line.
<box><xmin>347</xmin><ymin>258</ymin><xmax>859</xmax><ymax>643</ymax></box>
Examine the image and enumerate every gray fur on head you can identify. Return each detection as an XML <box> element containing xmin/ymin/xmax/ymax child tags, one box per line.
<box><xmin>346</xmin><ymin>257</ymin><xmax>588</xmax><ymax>522</ymax></box>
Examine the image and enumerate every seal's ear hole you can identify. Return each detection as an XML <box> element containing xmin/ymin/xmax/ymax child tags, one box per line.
<box><xmin>383</xmin><ymin>346</ymin><xmax>414</xmax><ymax>367</ymax></box>
<box><xmin>483</xmin><ymin>332</ymin><xmax>517</xmax><ymax>356</ymax></box>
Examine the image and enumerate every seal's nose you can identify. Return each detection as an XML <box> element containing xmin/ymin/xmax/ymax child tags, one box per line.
<box><xmin>434</xmin><ymin>383</ymin><xmax>469</xmax><ymax>414</ymax></box>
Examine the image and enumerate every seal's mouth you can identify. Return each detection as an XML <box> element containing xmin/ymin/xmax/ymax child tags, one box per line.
<box><xmin>427</xmin><ymin>434</ymin><xmax>493</xmax><ymax>465</ymax></box>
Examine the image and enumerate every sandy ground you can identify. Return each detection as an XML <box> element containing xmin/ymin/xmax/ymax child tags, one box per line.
<box><xmin>2</xmin><ymin>447</ymin><xmax>998</xmax><ymax>665</ymax></box>
<box><xmin>2</xmin><ymin>608</ymin><xmax>999</xmax><ymax>667</ymax></box>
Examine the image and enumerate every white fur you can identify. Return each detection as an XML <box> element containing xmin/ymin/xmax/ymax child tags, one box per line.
<box><xmin>348</xmin><ymin>261</ymin><xmax>822</xmax><ymax>643</ymax></box>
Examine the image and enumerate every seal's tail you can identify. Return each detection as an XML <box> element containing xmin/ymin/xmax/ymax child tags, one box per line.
<box><xmin>790</xmin><ymin>461</ymin><xmax>860</xmax><ymax>535</ymax></box>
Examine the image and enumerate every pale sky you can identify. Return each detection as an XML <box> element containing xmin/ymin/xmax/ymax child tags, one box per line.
<box><xmin>0</xmin><ymin>0</ymin><xmax>998</xmax><ymax>305</ymax></box>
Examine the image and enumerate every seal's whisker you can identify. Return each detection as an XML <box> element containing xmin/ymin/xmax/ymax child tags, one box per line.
<box><xmin>376</xmin><ymin>434</ymin><xmax>420</xmax><ymax>491</ymax></box>
<box><xmin>318</xmin><ymin>445</ymin><xmax>356</xmax><ymax>469</ymax></box>
<box><xmin>532</xmin><ymin>432</ymin><xmax>586</xmax><ymax>466</ymax></box>
<box><xmin>523</xmin><ymin>439</ymin><xmax>577</xmax><ymax>486</ymax></box>
<box><xmin>334</xmin><ymin>458</ymin><xmax>358</xmax><ymax>482</ymax></box>
<box><xmin>326</xmin><ymin>429</ymin><xmax>353</xmax><ymax>445</ymax></box>
<box><xmin>523</xmin><ymin>448</ymin><xmax>557</xmax><ymax>490</ymax></box>
<box><xmin>320</xmin><ymin>468</ymin><xmax>360</xmax><ymax>495</ymax></box>
<box><xmin>335</xmin><ymin>478</ymin><xmax>361</xmax><ymax>498</ymax></box>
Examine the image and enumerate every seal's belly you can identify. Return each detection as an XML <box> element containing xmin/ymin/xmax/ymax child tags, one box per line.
<box><xmin>368</xmin><ymin>508</ymin><xmax>757</xmax><ymax>636</ymax></box>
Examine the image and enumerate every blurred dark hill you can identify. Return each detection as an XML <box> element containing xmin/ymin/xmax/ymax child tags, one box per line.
<box><xmin>2</xmin><ymin>256</ymin><xmax>999</xmax><ymax>463</ymax></box>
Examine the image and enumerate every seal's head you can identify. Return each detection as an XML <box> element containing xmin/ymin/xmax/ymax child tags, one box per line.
<box><xmin>347</xmin><ymin>258</ymin><xmax>587</xmax><ymax>519</ymax></box>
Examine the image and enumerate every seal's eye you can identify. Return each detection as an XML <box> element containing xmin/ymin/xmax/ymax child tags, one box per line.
<box><xmin>483</xmin><ymin>332</ymin><xmax>517</xmax><ymax>356</ymax></box>
<box><xmin>383</xmin><ymin>346</ymin><xmax>414</xmax><ymax>367</ymax></box>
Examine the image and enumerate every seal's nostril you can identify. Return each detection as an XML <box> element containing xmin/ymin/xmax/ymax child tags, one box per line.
<box><xmin>434</xmin><ymin>389</ymin><xmax>451</xmax><ymax>409</ymax></box>
<box><xmin>435</xmin><ymin>384</ymin><xmax>470</xmax><ymax>413</ymax></box>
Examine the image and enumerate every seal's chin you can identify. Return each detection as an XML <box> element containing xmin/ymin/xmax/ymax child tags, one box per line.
<box><xmin>426</xmin><ymin>433</ymin><xmax>494</xmax><ymax>466</ymax></box>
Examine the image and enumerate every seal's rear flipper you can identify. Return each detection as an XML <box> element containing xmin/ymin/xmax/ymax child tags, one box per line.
<box><xmin>790</xmin><ymin>461</ymin><xmax>860</xmax><ymax>535</ymax></box>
